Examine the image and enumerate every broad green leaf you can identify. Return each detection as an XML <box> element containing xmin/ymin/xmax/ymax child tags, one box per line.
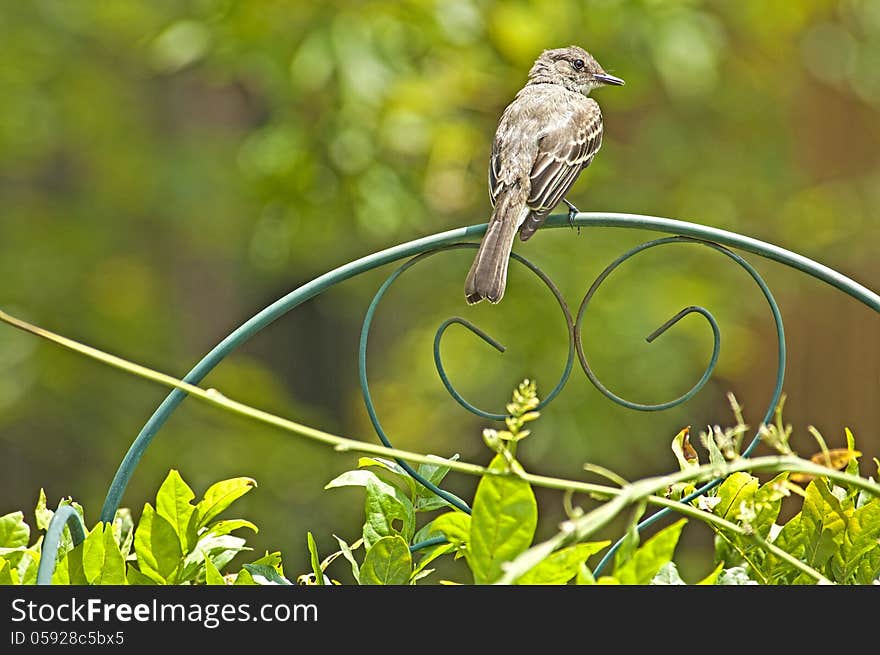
<box><xmin>196</xmin><ymin>477</ymin><xmax>257</xmax><ymax>529</ymax></box>
<box><xmin>799</xmin><ymin>480</ymin><xmax>847</xmax><ymax>571</ymax></box>
<box><xmin>82</xmin><ymin>523</ymin><xmax>126</xmax><ymax>585</ymax></box>
<box><xmin>697</xmin><ymin>561</ymin><xmax>725</xmax><ymax>585</ymax></box>
<box><xmin>233</xmin><ymin>568</ymin><xmax>257</xmax><ymax>585</ymax></box>
<box><xmin>325</xmin><ymin>469</ymin><xmax>384</xmax><ymax>490</ymax></box>
<box><xmin>307</xmin><ymin>532</ymin><xmax>324</xmax><ymax>585</ymax></box>
<box><xmin>180</xmin><ymin>534</ymin><xmax>249</xmax><ymax>582</ymax></box>
<box><xmin>468</xmin><ymin>454</ymin><xmax>538</xmax><ymax>585</ymax></box>
<box><xmin>249</xmin><ymin>551</ymin><xmax>284</xmax><ymax>570</ymax></box>
<box><xmin>134</xmin><ymin>503</ymin><xmax>183</xmax><ymax>584</ymax></box>
<box><xmin>15</xmin><ymin>549</ymin><xmax>39</xmax><ymax>585</ymax></box>
<box><xmin>242</xmin><ymin>563</ymin><xmax>293</xmax><ymax>585</ymax></box>
<box><xmin>0</xmin><ymin>557</ymin><xmax>19</xmax><ymax>585</ymax></box>
<box><xmin>516</xmin><ymin>541</ymin><xmax>611</xmax><ymax>585</ymax></box>
<box><xmin>334</xmin><ymin>535</ymin><xmax>361</xmax><ymax>584</ymax></box>
<box><xmin>126</xmin><ymin>566</ymin><xmax>158</xmax><ymax>585</ymax></box>
<box><xmin>751</xmin><ymin>473</ymin><xmax>788</xmax><ymax>538</ymax></box>
<box><xmin>431</xmin><ymin>512</ymin><xmax>471</xmax><ymax>547</ymax></box>
<box><xmin>363</xmin><ymin>477</ymin><xmax>415</xmax><ymax>548</ymax></box>
<box><xmin>0</xmin><ymin>512</ymin><xmax>30</xmax><ymax>549</ymax></box>
<box><xmin>203</xmin><ymin>519</ymin><xmax>258</xmax><ymax>538</ymax></box>
<box><xmin>838</xmin><ymin>497</ymin><xmax>880</xmax><ymax>581</ymax></box>
<box><xmin>35</xmin><ymin>489</ymin><xmax>53</xmax><ymax>531</ymax></box>
<box><xmin>651</xmin><ymin>561</ymin><xmax>686</xmax><ymax>585</ymax></box>
<box><xmin>614</xmin><ymin>519</ymin><xmax>687</xmax><ymax>585</ymax></box>
<box><xmin>414</xmin><ymin>454</ymin><xmax>459</xmax><ymax>511</ymax></box>
<box><xmin>357</xmin><ymin>457</ymin><xmax>415</xmax><ymax>497</ymax></box>
<box><xmin>360</xmin><ymin>535</ymin><xmax>412</xmax><ymax>585</ymax></box>
<box><xmin>712</xmin><ymin>473</ymin><xmax>759</xmax><ymax>520</ymax></box>
<box><xmin>60</xmin><ymin>540</ymin><xmax>89</xmax><ymax>585</ymax></box>
<box><xmin>204</xmin><ymin>556</ymin><xmax>226</xmax><ymax>585</ymax></box>
<box><xmin>155</xmin><ymin>469</ymin><xmax>198</xmax><ymax>552</ymax></box>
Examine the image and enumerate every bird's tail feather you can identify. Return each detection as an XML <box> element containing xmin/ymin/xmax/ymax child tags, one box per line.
<box><xmin>464</xmin><ymin>193</ymin><xmax>528</xmax><ymax>304</ymax></box>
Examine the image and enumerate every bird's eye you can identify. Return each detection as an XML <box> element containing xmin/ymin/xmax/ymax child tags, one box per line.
<box><xmin>572</xmin><ymin>59</ymin><xmax>585</xmax><ymax>71</ymax></box>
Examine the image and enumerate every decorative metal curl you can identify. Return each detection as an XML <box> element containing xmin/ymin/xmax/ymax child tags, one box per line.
<box><xmin>71</xmin><ymin>212</ymin><xmax>876</xmax><ymax>587</ymax></box>
<box><xmin>576</xmin><ymin>237</ymin><xmax>724</xmax><ymax>412</ymax></box>
<box><xmin>587</xmin><ymin>236</ymin><xmax>786</xmax><ymax>575</ymax></box>
<box><xmin>358</xmin><ymin>243</ymin><xmax>574</xmax><ymax>513</ymax></box>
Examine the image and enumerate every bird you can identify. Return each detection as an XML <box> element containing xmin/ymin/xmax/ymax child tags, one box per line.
<box><xmin>464</xmin><ymin>46</ymin><xmax>623</xmax><ymax>304</ymax></box>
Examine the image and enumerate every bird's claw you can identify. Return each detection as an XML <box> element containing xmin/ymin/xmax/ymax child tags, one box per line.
<box><xmin>563</xmin><ymin>199</ymin><xmax>580</xmax><ymax>235</ymax></box>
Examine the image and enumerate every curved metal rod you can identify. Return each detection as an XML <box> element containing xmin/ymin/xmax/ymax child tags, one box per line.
<box><xmin>358</xmin><ymin>244</ymin><xmax>573</xmax><ymax>511</ymax></box>
<box><xmin>100</xmin><ymin>212</ymin><xmax>879</xmax><ymax>525</ymax></box>
<box><xmin>36</xmin><ymin>506</ymin><xmax>87</xmax><ymax>585</ymax></box>
<box><xmin>431</xmin><ymin>247</ymin><xmax>575</xmax><ymax>420</ymax></box>
<box><xmin>576</xmin><ymin>237</ymin><xmax>722</xmax><ymax>411</ymax></box>
<box><xmin>591</xmin><ymin>238</ymin><xmax>786</xmax><ymax>576</ymax></box>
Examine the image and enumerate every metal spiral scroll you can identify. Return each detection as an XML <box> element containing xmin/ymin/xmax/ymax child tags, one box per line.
<box><xmin>364</xmin><ymin>235</ymin><xmax>786</xmax><ymax>563</ymax></box>
<box><xmin>31</xmin><ymin>212</ymin><xmax>875</xmax><ymax>584</ymax></box>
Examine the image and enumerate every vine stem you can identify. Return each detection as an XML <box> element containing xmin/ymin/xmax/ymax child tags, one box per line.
<box><xmin>6</xmin><ymin>306</ymin><xmax>878</xmax><ymax>503</ymax></box>
<box><xmin>3</xmin><ymin>308</ymin><xmax>877</xmax><ymax>586</ymax></box>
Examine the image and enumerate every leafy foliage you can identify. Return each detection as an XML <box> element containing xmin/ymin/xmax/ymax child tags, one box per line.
<box><xmin>302</xmin><ymin>383</ymin><xmax>880</xmax><ymax>585</ymax></box>
<box><xmin>0</xmin><ymin>470</ymin><xmax>287</xmax><ymax>585</ymax></box>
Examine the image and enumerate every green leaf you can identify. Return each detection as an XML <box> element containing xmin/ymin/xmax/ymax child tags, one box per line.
<box><xmin>204</xmin><ymin>556</ymin><xmax>226</xmax><ymax>584</ymax></box>
<box><xmin>180</xmin><ymin>534</ymin><xmax>249</xmax><ymax>583</ymax></box>
<box><xmin>360</xmin><ymin>535</ymin><xmax>412</xmax><ymax>585</ymax></box>
<box><xmin>414</xmin><ymin>454</ymin><xmax>459</xmax><ymax>511</ymax></box>
<box><xmin>307</xmin><ymin>532</ymin><xmax>324</xmax><ymax>585</ymax></box>
<box><xmin>82</xmin><ymin>523</ymin><xmax>127</xmax><ymax>585</ymax></box>
<box><xmin>651</xmin><ymin>562</ymin><xmax>686</xmax><ymax>585</ymax></box>
<box><xmin>325</xmin><ymin>469</ymin><xmax>384</xmax><ymax>490</ymax></box>
<box><xmin>697</xmin><ymin>561</ymin><xmax>725</xmax><ymax>585</ymax></box>
<box><xmin>363</xmin><ymin>477</ymin><xmax>415</xmax><ymax>548</ymax></box>
<box><xmin>516</xmin><ymin>541</ymin><xmax>611</xmax><ymax>585</ymax></box>
<box><xmin>35</xmin><ymin>489</ymin><xmax>53</xmax><ymax>531</ymax></box>
<box><xmin>242</xmin><ymin>563</ymin><xmax>293</xmax><ymax>585</ymax></box>
<box><xmin>468</xmin><ymin>454</ymin><xmax>538</xmax><ymax>584</ymax></box>
<box><xmin>712</xmin><ymin>472</ymin><xmax>759</xmax><ymax>520</ymax></box>
<box><xmin>430</xmin><ymin>512</ymin><xmax>471</xmax><ymax>548</ymax></box>
<box><xmin>233</xmin><ymin>568</ymin><xmax>257</xmax><ymax>585</ymax></box>
<box><xmin>357</xmin><ymin>457</ymin><xmax>415</xmax><ymax>496</ymax></box>
<box><xmin>126</xmin><ymin>566</ymin><xmax>158</xmax><ymax>585</ymax></box>
<box><xmin>155</xmin><ymin>469</ymin><xmax>197</xmax><ymax>552</ymax></box>
<box><xmin>0</xmin><ymin>512</ymin><xmax>30</xmax><ymax>549</ymax></box>
<box><xmin>334</xmin><ymin>535</ymin><xmax>361</xmax><ymax>584</ymax></box>
<box><xmin>196</xmin><ymin>477</ymin><xmax>257</xmax><ymax>529</ymax></box>
<box><xmin>133</xmin><ymin>503</ymin><xmax>183</xmax><ymax>584</ymax></box>
<box><xmin>614</xmin><ymin>519</ymin><xmax>687</xmax><ymax>585</ymax></box>
<box><xmin>112</xmin><ymin>508</ymin><xmax>135</xmax><ymax>559</ymax></box>
<box><xmin>751</xmin><ymin>473</ymin><xmax>788</xmax><ymax>538</ymax></box>
<box><xmin>0</xmin><ymin>557</ymin><xmax>19</xmax><ymax>585</ymax></box>
<box><xmin>799</xmin><ymin>480</ymin><xmax>847</xmax><ymax>572</ymax></box>
<box><xmin>203</xmin><ymin>519</ymin><xmax>258</xmax><ymax>538</ymax></box>
<box><xmin>838</xmin><ymin>497</ymin><xmax>880</xmax><ymax>581</ymax></box>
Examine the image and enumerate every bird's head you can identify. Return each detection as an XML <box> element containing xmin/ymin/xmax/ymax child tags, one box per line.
<box><xmin>528</xmin><ymin>46</ymin><xmax>624</xmax><ymax>95</ymax></box>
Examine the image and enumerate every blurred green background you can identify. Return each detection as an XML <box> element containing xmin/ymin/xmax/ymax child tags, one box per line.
<box><xmin>1</xmin><ymin>0</ymin><xmax>878</xmax><ymax>582</ymax></box>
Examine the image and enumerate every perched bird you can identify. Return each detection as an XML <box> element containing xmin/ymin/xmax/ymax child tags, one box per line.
<box><xmin>464</xmin><ymin>46</ymin><xmax>623</xmax><ymax>304</ymax></box>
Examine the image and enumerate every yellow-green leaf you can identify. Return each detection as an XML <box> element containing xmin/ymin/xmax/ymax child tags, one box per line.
<box><xmin>360</xmin><ymin>535</ymin><xmax>412</xmax><ymax>585</ymax></box>
<box><xmin>469</xmin><ymin>454</ymin><xmax>537</xmax><ymax>584</ymax></box>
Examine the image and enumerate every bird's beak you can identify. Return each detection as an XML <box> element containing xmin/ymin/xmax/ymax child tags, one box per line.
<box><xmin>593</xmin><ymin>72</ymin><xmax>625</xmax><ymax>86</ymax></box>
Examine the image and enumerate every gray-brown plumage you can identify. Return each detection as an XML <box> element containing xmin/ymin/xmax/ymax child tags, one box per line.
<box><xmin>465</xmin><ymin>46</ymin><xmax>623</xmax><ymax>304</ymax></box>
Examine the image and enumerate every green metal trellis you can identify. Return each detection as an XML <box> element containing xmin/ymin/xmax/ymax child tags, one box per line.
<box><xmin>28</xmin><ymin>212</ymin><xmax>880</xmax><ymax>584</ymax></box>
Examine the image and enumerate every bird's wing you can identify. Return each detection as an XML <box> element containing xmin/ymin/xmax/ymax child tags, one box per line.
<box><xmin>519</xmin><ymin>101</ymin><xmax>603</xmax><ymax>240</ymax></box>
